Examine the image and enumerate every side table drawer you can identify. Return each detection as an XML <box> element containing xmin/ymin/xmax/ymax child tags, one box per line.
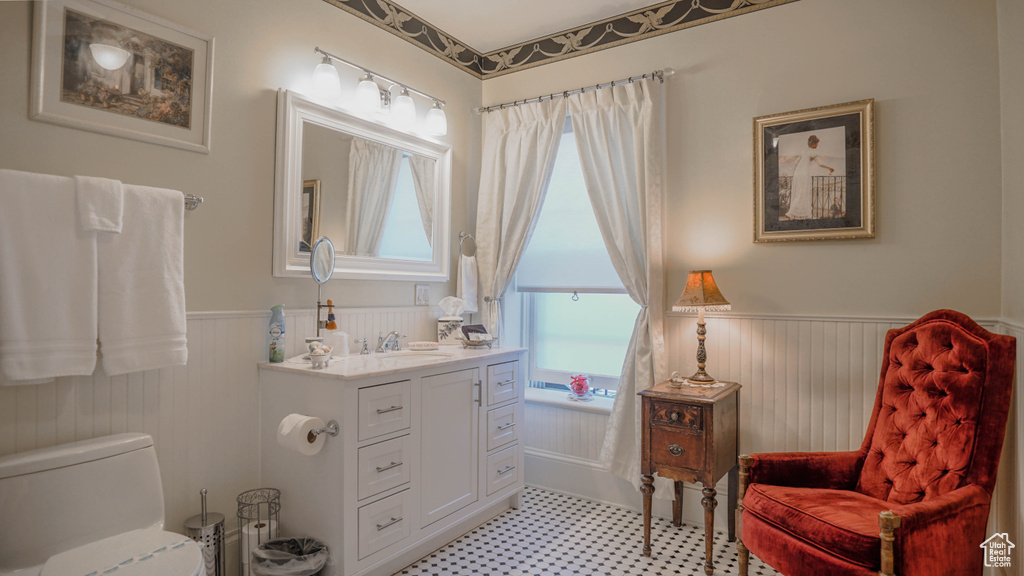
<box><xmin>650</xmin><ymin>426</ymin><xmax>704</xmax><ymax>471</ymax></box>
<box><xmin>651</xmin><ymin>400</ymin><xmax>702</xmax><ymax>431</ymax></box>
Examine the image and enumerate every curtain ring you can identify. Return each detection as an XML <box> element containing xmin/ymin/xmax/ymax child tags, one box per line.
<box><xmin>572</xmin><ymin>291</ymin><xmax>580</xmax><ymax>302</ymax></box>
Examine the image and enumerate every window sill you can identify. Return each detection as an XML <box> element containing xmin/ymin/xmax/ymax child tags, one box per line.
<box><xmin>524</xmin><ymin>388</ymin><xmax>614</xmax><ymax>415</ymax></box>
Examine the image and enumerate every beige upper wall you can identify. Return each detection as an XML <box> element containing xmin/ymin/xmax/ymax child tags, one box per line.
<box><xmin>0</xmin><ymin>0</ymin><xmax>482</xmax><ymax>312</ymax></box>
<box><xmin>482</xmin><ymin>0</ymin><xmax>1004</xmax><ymax>319</ymax></box>
<box><xmin>998</xmin><ymin>0</ymin><xmax>1024</xmax><ymax>324</ymax></box>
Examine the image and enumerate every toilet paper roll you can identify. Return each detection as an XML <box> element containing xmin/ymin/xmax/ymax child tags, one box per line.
<box><xmin>277</xmin><ymin>413</ymin><xmax>326</xmax><ymax>456</ymax></box>
<box><xmin>240</xmin><ymin>519</ymin><xmax>278</xmax><ymax>565</ymax></box>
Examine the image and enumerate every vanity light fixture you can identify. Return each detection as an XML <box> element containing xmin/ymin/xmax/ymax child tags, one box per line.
<box><xmin>312</xmin><ymin>54</ymin><xmax>342</xmax><ymax>100</ymax></box>
<box><xmin>88</xmin><ymin>43</ymin><xmax>131</xmax><ymax>70</ymax></box>
<box><xmin>312</xmin><ymin>47</ymin><xmax>446</xmax><ymax>134</ymax></box>
<box><xmin>672</xmin><ymin>270</ymin><xmax>731</xmax><ymax>385</ymax></box>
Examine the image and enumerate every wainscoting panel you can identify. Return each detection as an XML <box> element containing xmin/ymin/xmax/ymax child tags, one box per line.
<box><xmin>0</xmin><ymin>306</ymin><xmax>439</xmax><ymax>537</ymax></box>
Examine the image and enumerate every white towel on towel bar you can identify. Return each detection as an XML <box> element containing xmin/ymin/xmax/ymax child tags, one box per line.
<box><xmin>457</xmin><ymin>254</ymin><xmax>479</xmax><ymax>315</ymax></box>
<box><xmin>0</xmin><ymin>169</ymin><xmax>98</xmax><ymax>383</ymax></box>
<box><xmin>74</xmin><ymin>175</ymin><xmax>123</xmax><ymax>233</ymax></box>
<box><xmin>98</xmin><ymin>185</ymin><xmax>187</xmax><ymax>376</ymax></box>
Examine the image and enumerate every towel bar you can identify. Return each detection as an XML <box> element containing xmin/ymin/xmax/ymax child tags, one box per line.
<box><xmin>184</xmin><ymin>194</ymin><xmax>204</xmax><ymax>210</ymax></box>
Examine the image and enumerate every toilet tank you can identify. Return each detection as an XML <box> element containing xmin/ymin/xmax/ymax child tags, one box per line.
<box><xmin>0</xmin><ymin>433</ymin><xmax>166</xmax><ymax>574</ymax></box>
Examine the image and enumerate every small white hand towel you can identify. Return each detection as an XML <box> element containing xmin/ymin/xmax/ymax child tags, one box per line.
<box><xmin>74</xmin><ymin>175</ymin><xmax>123</xmax><ymax>233</ymax></box>
<box><xmin>98</xmin><ymin>185</ymin><xmax>187</xmax><ymax>376</ymax></box>
<box><xmin>457</xmin><ymin>254</ymin><xmax>479</xmax><ymax>314</ymax></box>
<box><xmin>0</xmin><ymin>169</ymin><xmax>98</xmax><ymax>383</ymax></box>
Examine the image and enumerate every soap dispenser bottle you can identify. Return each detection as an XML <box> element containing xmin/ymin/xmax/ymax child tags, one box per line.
<box><xmin>268</xmin><ymin>305</ymin><xmax>285</xmax><ymax>362</ymax></box>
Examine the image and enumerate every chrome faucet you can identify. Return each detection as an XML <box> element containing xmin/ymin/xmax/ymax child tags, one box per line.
<box><xmin>375</xmin><ymin>331</ymin><xmax>402</xmax><ymax>353</ymax></box>
<box><xmin>355</xmin><ymin>338</ymin><xmax>369</xmax><ymax>355</ymax></box>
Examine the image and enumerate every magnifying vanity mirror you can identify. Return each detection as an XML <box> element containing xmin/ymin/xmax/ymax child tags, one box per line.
<box><xmin>310</xmin><ymin>235</ymin><xmax>335</xmax><ymax>336</ymax></box>
<box><xmin>273</xmin><ymin>89</ymin><xmax>452</xmax><ymax>281</ymax></box>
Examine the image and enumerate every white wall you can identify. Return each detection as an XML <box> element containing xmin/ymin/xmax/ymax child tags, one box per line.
<box><xmin>0</xmin><ymin>0</ymin><xmax>482</xmax><ymax>312</ymax></box>
<box><xmin>482</xmin><ymin>0</ymin><xmax>1004</xmax><ymax>319</ymax></box>
<box><xmin>998</xmin><ymin>0</ymin><xmax>1024</xmax><ymax>324</ymax></box>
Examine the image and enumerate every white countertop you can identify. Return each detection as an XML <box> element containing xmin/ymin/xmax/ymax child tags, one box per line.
<box><xmin>258</xmin><ymin>346</ymin><xmax>525</xmax><ymax>381</ymax></box>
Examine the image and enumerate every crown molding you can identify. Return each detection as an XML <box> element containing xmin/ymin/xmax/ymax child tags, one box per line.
<box><xmin>322</xmin><ymin>0</ymin><xmax>801</xmax><ymax>79</ymax></box>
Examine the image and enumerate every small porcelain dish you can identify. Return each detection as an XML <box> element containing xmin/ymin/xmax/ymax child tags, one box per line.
<box><xmin>408</xmin><ymin>341</ymin><xmax>440</xmax><ymax>351</ymax></box>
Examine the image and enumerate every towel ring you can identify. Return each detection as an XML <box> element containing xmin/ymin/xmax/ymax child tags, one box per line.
<box><xmin>459</xmin><ymin>232</ymin><xmax>476</xmax><ymax>257</ymax></box>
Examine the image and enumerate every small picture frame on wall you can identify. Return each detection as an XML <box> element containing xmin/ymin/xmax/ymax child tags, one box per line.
<box><xmin>30</xmin><ymin>0</ymin><xmax>214</xmax><ymax>153</ymax></box>
<box><xmin>299</xmin><ymin>179</ymin><xmax>321</xmax><ymax>253</ymax></box>
<box><xmin>754</xmin><ymin>99</ymin><xmax>874</xmax><ymax>242</ymax></box>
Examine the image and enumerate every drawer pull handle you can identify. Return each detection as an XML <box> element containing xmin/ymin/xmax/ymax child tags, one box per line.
<box><xmin>670</xmin><ymin>412</ymin><xmax>680</xmax><ymax>421</ymax></box>
<box><xmin>497</xmin><ymin>422</ymin><xmax>516</xmax><ymax>431</ymax></box>
<box><xmin>668</xmin><ymin>444</ymin><xmax>685</xmax><ymax>457</ymax></box>
<box><xmin>376</xmin><ymin>405</ymin><xmax>403</xmax><ymax>415</ymax></box>
<box><xmin>497</xmin><ymin>464</ymin><xmax>516</xmax><ymax>475</ymax></box>
<box><xmin>376</xmin><ymin>517</ymin><xmax>402</xmax><ymax>531</ymax></box>
<box><xmin>497</xmin><ymin>379</ymin><xmax>514</xmax><ymax>386</ymax></box>
<box><xmin>375</xmin><ymin>461</ymin><xmax>402</xmax><ymax>473</ymax></box>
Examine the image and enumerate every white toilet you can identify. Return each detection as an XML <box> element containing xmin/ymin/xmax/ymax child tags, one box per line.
<box><xmin>0</xmin><ymin>433</ymin><xmax>205</xmax><ymax>576</ymax></box>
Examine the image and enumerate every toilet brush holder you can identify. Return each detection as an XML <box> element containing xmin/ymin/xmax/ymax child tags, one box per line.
<box><xmin>185</xmin><ymin>488</ymin><xmax>226</xmax><ymax>576</ymax></box>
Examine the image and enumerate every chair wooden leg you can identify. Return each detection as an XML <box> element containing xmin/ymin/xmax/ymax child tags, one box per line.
<box><xmin>736</xmin><ymin>455</ymin><xmax>753</xmax><ymax>576</ymax></box>
<box><xmin>673</xmin><ymin>480</ymin><xmax>684</xmax><ymax>526</ymax></box>
<box><xmin>879</xmin><ymin>511</ymin><xmax>901</xmax><ymax>576</ymax></box>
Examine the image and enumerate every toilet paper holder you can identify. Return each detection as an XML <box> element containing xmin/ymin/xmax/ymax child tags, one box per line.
<box><xmin>311</xmin><ymin>419</ymin><xmax>339</xmax><ymax>438</ymax></box>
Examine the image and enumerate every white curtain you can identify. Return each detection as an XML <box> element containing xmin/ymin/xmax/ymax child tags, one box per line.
<box><xmin>568</xmin><ymin>78</ymin><xmax>668</xmax><ymax>490</ymax></box>
<box><xmin>346</xmin><ymin>138</ymin><xmax>402</xmax><ymax>256</ymax></box>
<box><xmin>407</xmin><ymin>154</ymin><xmax>435</xmax><ymax>246</ymax></box>
<box><xmin>475</xmin><ymin>98</ymin><xmax>567</xmax><ymax>337</ymax></box>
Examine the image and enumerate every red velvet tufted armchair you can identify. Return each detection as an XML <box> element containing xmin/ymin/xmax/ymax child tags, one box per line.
<box><xmin>736</xmin><ymin>310</ymin><xmax>1016</xmax><ymax>576</ymax></box>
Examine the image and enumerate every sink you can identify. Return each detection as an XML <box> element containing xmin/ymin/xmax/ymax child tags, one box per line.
<box><xmin>376</xmin><ymin>351</ymin><xmax>453</xmax><ymax>369</ymax></box>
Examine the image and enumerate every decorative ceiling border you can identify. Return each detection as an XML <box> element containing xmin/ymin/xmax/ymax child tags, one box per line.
<box><xmin>321</xmin><ymin>0</ymin><xmax>801</xmax><ymax>79</ymax></box>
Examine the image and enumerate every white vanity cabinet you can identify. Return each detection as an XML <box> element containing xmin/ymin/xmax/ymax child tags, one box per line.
<box><xmin>258</xmin><ymin>348</ymin><xmax>525</xmax><ymax>576</ymax></box>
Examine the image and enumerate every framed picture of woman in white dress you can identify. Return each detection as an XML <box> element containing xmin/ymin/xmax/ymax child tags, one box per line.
<box><xmin>753</xmin><ymin>99</ymin><xmax>874</xmax><ymax>242</ymax></box>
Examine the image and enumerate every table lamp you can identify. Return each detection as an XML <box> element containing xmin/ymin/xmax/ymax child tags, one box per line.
<box><xmin>672</xmin><ymin>270</ymin><xmax>731</xmax><ymax>385</ymax></box>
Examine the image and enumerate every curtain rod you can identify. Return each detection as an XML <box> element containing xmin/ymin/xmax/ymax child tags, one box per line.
<box><xmin>473</xmin><ymin>68</ymin><xmax>674</xmax><ymax>114</ymax></box>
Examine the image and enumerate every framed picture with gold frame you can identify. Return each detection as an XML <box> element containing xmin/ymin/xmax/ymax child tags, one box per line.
<box><xmin>299</xmin><ymin>179</ymin><xmax>321</xmax><ymax>253</ymax></box>
<box><xmin>754</xmin><ymin>99</ymin><xmax>874</xmax><ymax>242</ymax></box>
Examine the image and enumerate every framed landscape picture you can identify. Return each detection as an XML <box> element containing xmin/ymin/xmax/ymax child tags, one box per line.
<box><xmin>31</xmin><ymin>0</ymin><xmax>214</xmax><ymax>153</ymax></box>
<box><xmin>754</xmin><ymin>99</ymin><xmax>874</xmax><ymax>242</ymax></box>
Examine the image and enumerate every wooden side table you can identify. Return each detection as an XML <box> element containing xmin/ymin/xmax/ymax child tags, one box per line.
<box><xmin>639</xmin><ymin>380</ymin><xmax>740</xmax><ymax>576</ymax></box>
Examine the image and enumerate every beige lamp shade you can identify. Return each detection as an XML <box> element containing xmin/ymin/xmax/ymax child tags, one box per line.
<box><xmin>672</xmin><ymin>270</ymin><xmax>731</xmax><ymax>312</ymax></box>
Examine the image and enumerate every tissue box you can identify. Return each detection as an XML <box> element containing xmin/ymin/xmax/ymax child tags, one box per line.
<box><xmin>437</xmin><ymin>316</ymin><xmax>463</xmax><ymax>345</ymax></box>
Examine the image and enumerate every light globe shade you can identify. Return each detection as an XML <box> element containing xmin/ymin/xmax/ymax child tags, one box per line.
<box><xmin>312</xmin><ymin>59</ymin><xmax>341</xmax><ymax>100</ymax></box>
<box><xmin>425</xmin><ymin>102</ymin><xmax>447</xmax><ymax>136</ymax></box>
<box><xmin>393</xmin><ymin>88</ymin><xmax>416</xmax><ymax>125</ymax></box>
<box><xmin>88</xmin><ymin>43</ymin><xmax>130</xmax><ymax>70</ymax></box>
<box><xmin>355</xmin><ymin>74</ymin><xmax>381</xmax><ymax>111</ymax></box>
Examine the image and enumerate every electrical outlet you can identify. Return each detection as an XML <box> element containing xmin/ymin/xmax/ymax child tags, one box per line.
<box><xmin>415</xmin><ymin>284</ymin><xmax>430</xmax><ymax>306</ymax></box>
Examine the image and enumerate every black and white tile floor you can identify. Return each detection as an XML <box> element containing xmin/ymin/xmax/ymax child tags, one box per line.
<box><xmin>394</xmin><ymin>487</ymin><xmax>780</xmax><ymax>575</ymax></box>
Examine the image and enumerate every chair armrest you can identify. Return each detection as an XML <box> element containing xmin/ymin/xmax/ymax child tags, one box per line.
<box><xmin>887</xmin><ymin>485</ymin><xmax>992</xmax><ymax>576</ymax></box>
<box><xmin>746</xmin><ymin>450</ymin><xmax>864</xmax><ymax>489</ymax></box>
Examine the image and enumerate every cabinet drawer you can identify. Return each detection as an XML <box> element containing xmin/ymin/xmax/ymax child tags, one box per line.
<box><xmin>651</xmin><ymin>400</ymin><xmax>702</xmax><ymax>431</ymax></box>
<box><xmin>650</xmin><ymin>426</ymin><xmax>704</xmax><ymax>471</ymax></box>
<box><xmin>486</xmin><ymin>404</ymin><xmax>519</xmax><ymax>451</ymax></box>
<box><xmin>486</xmin><ymin>444</ymin><xmax>520</xmax><ymax>496</ymax></box>
<box><xmin>358</xmin><ymin>381</ymin><xmax>411</xmax><ymax>441</ymax></box>
<box><xmin>358</xmin><ymin>435</ymin><xmax>412</xmax><ymax>500</ymax></box>
<box><xmin>486</xmin><ymin>361</ymin><xmax>518</xmax><ymax>406</ymax></box>
<box><xmin>358</xmin><ymin>490</ymin><xmax>411</xmax><ymax>559</ymax></box>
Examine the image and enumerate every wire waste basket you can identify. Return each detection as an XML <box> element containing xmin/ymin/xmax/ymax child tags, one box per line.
<box><xmin>237</xmin><ymin>488</ymin><xmax>281</xmax><ymax>576</ymax></box>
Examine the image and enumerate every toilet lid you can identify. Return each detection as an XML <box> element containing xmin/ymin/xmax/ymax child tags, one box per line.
<box><xmin>42</xmin><ymin>528</ymin><xmax>204</xmax><ymax>576</ymax></box>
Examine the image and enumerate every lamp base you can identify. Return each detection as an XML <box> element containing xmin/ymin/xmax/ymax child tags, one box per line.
<box><xmin>685</xmin><ymin>370</ymin><xmax>717</xmax><ymax>386</ymax></box>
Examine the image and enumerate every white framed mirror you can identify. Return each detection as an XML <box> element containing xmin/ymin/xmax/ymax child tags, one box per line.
<box><xmin>273</xmin><ymin>89</ymin><xmax>452</xmax><ymax>280</ymax></box>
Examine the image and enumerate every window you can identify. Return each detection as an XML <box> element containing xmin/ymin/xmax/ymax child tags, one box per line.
<box><xmin>377</xmin><ymin>155</ymin><xmax>432</xmax><ymax>260</ymax></box>
<box><xmin>515</xmin><ymin>119</ymin><xmax>639</xmax><ymax>394</ymax></box>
